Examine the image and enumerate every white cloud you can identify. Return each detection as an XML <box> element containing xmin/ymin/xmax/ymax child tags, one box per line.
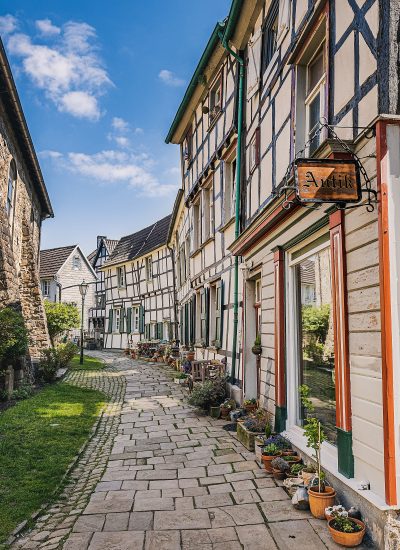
<box><xmin>59</xmin><ymin>91</ymin><xmax>100</xmax><ymax>120</ymax></box>
<box><xmin>134</xmin><ymin>127</ymin><xmax>144</xmax><ymax>135</ymax></box>
<box><xmin>35</xmin><ymin>19</ymin><xmax>60</xmax><ymax>36</ymax></box>
<box><xmin>5</xmin><ymin>18</ymin><xmax>112</xmax><ymax>120</ymax></box>
<box><xmin>158</xmin><ymin>69</ymin><xmax>185</xmax><ymax>87</ymax></box>
<box><xmin>0</xmin><ymin>14</ymin><xmax>17</xmax><ymax>35</ymax></box>
<box><xmin>39</xmin><ymin>149</ymin><xmax>63</xmax><ymax>159</ymax></box>
<box><xmin>44</xmin><ymin>148</ymin><xmax>177</xmax><ymax>197</ymax></box>
<box><xmin>112</xmin><ymin>117</ymin><xmax>129</xmax><ymax>132</ymax></box>
<box><xmin>113</xmin><ymin>136</ymin><xmax>130</xmax><ymax>148</ymax></box>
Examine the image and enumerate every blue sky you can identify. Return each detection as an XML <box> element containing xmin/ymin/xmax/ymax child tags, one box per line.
<box><xmin>0</xmin><ymin>1</ymin><xmax>231</xmax><ymax>253</ymax></box>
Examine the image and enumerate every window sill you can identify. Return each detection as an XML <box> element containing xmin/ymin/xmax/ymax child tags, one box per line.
<box><xmin>219</xmin><ymin>216</ymin><xmax>235</xmax><ymax>233</ymax></box>
<box><xmin>190</xmin><ymin>248</ymin><xmax>201</xmax><ymax>259</ymax></box>
<box><xmin>200</xmin><ymin>236</ymin><xmax>214</xmax><ymax>249</ymax></box>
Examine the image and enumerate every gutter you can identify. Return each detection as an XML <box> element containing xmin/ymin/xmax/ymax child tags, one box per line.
<box><xmin>218</xmin><ymin>17</ymin><xmax>245</xmax><ymax>385</ymax></box>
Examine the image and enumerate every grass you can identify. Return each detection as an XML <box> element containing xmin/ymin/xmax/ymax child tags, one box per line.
<box><xmin>0</xmin><ymin>381</ymin><xmax>105</xmax><ymax>544</ymax></box>
<box><xmin>69</xmin><ymin>354</ymin><xmax>106</xmax><ymax>371</ymax></box>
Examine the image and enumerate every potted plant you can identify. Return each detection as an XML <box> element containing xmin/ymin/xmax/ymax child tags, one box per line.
<box><xmin>325</xmin><ymin>504</ymin><xmax>347</xmax><ymax>522</ymax></box>
<box><xmin>271</xmin><ymin>456</ymin><xmax>290</xmax><ymax>480</ymax></box>
<box><xmin>174</xmin><ymin>372</ymin><xmax>188</xmax><ymax>385</ymax></box>
<box><xmin>187</xmin><ymin>346</ymin><xmax>195</xmax><ymax>362</ymax></box>
<box><xmin>261</xmin><ymin>443</ymin><xmax>282</xmax><ymax>472</ymax></box>
<box><xmin>220</xmin><ymin>398</ymin><xmax>236</xmax><ymax>419</ymax></box>
<box><xmin>252</xmin><ymin>334</ymin><xmax>262</xmax><ymax>355</ymax></box>
<box><xmin>327</xmin><ymin>507</ymin><xmax>365</xmax><ymax>547</ymax></box>
<box><xmin>281</xmin><ymin>454</ymin><xmax>301</xmax><ymax>465</ymax></box>
<box><xmin>243</xmin><ymin>398</ymin><xmax>257</xmax><ymax>413</ymax></box>
<box><xmin>300</xmin><ymin>385</ymin><xmax>336</xmax><ymax>518</ymax></box>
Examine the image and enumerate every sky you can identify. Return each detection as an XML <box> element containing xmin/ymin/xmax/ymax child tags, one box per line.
<box><xmin>0</xmin><ymin>1</ymin><xmax>231</xmax><ymax>254</ymax></box>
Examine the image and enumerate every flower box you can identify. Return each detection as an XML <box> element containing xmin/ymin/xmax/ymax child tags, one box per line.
<box><xmin>236</xmin><ymin>422</ymin><xmax>264</xmax><ymax>451</ymax></box>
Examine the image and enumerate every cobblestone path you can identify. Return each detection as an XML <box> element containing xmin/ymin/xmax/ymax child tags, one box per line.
<box><xmin>12</xmin><ymin>353</ymin><xmax>343</xmax><ymax>549</ymax></box>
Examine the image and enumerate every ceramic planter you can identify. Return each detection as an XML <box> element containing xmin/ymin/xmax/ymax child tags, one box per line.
<box><xmin>283</xmin><ymin>477</ymin><xmax>304</xmax><ymax>497</ymax></box>
<box><xmin>272</xmin><ymin>467</ymin><xmax>287</xmax><ymax>480</ymax></box>
<box><xmin>209</xmin><ymin>406</ymin><xmax>221</xmax><ymax>419</ymax></box>
<box><xmin>261</xmin><ymin>453</ymin><xmax>282</xmax><ymax>473</ymax></box>
<box><xmin>301</xmin><ymin>470</ymin><xmax>316</xmax><ymax>485</ymax></box>
<box><xmin>308</xmin><ymin>486</ymin><xmax>336</xmax><ymax>519</ymax></box>
<box><xmin>328</xmin><ymin>518</ymin><xmax>365</xmax><ymax>547</ymax></box>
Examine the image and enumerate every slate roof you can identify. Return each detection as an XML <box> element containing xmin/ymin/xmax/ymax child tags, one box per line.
<box><xmin>39</xmin><ymin>245</ymin><xmax>76</xmax><ymax>278</ymax></box>
<box><xmin>104</xmin><ymin>239</ymin><xmax>119</xmax><ymax>255</ymax></box>
<box><xmin>87</xmin><ymin>249</ymin><xmax>97</xmax><ymax>265</ymax></box>
<box><xmin>104</xmin><ymin>215</ymin><xmax>172</xmax><ymax>267</ymax></box>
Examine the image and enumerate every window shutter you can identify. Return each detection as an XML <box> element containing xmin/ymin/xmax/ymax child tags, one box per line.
<box><xmin>255</xmin><ymin>127</ymin><xmax>260</xmax><ymax>166</ymax></box>
<box><xmin>139</xmin><ymin>305</ymin><xmax>145</xmax><ymax>334</ymax></box>
<box><xmin>184</xmin><ymin>302</ymin><xmax>189</xmax><ymax>345</ymax></box>
<box><xmin>189</xmin><ymin>296</ymin><xmax>195</xmax><ymax>345</ymax></box>
<box><xmin>126</xmin><ymin>307</ymin><xmax>132</xmax><ymax>333</ymax></box>
<box><xmin>200</xmin><ymin>289</ymin><xmax>205</xmax><ymax>341</ymax></box>
<box><xmin>205</xmin><ymin>288</ymin><xmax>210</xmax><ymax>346</ymax></box>
<box><xmin>120</xmin><ymin>309</ymin><xmax>125</xmax><ymax>333</ymax></box>
<box><xmin>247</xmin><ymin>28</ymin><xmax>262</xmax><ymax>98</ymax></box>
<box><xmin>157</xmin><ymin>322</ymin><xmax>163</xmax><ymax>340</ymax></box>
<box><xmin>219</xmin><ymin>280</ymin><xmax>224</xmax><ymax>345</ymax></box>
<box><xmin>168</xmin><ymin>321</ymin><xmax>173</xmax><ymax>341</ymax></box>
<box><xmin>180</xmin><ymin>309</ymin><xmax>184</xmax><ymax>343</ymax></box>
<box><xmin>108</xmin><ymin>309</ymin><xmax>113</xmax><ymax>333</ymax></box>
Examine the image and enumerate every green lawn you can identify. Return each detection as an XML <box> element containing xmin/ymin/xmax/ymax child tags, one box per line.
<box><xmin>0</xmin><ymin>382</ymin><xmax>105</xmax><ymax>544</ymax></box>
<box><xmin>69</xmin><ymin>354</ymin><xmax>106</xmax><ymax>371</ymax></box>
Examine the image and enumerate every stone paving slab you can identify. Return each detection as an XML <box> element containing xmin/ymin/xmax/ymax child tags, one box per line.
<box><xmin>10</xmin><ymin>352</ymin><xmax>368</xmax><ymax>549</ymax></box>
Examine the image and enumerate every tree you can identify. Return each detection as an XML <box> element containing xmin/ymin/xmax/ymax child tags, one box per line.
<box><xmin>0</xmin><ymin>308</ymin><xmax>29</xmax><ymax>363</ymax></box>
<box><xmin>44</xmin><ymin>302</ymin><xmax>80</xmax><ymax>345</ymax></box>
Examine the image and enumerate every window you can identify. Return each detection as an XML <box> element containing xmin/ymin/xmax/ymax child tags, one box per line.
<box><xmin>305</xmin><ymin>47</ymin><xmax>326</xmax><ymax>155</ymax></box>
<box><xmin>183</xmin><ymin>126</ymin><xmax>193</xmax><ymax>164</ymax></box>
<box><xmin>117</xmin><ymin>266</ymin><xmax>126</xmax><ymax>288</ymax></box>
<box><xmin>200</xmin><ymin>288</ymin><xmax>208</xmax><ymax>344</ymax></box>
<box><xmin>146</xmin><ymin>257</ymin><xmax>153</xmax><ymax>280</ymax></box>
<box><xmin>114</xmin><ymin>309</ymin><xmax>121</xmax><ymax>332</ymax></box>
<box><xmin>288</xmin><ymin>236</ymin><xmax>336</xmax><ymax>444</ymax></box>
<box><xmin>41</xmin><ymin>280</ymin><xmax>50</xmax><ymax>297</ymax></box>
<box><xmin>179</xmin><ymin>244</ymin><xmax>186</xmax><ymax>283</ymax></box>
<box><xmin>214</xmin><ymin>282</ymin><xmax>222</xmax><ymax>345</ymax></box>
<box><xmin>224</xmin><ymin>158</ymin><xmax>236</xmax><ymax>223</ymax></box>
<box><xmin>209</xmin><ymin>74</ymin><xmax>223</xmax><ymax>124</ymax></box>
<box><xmin>192</xmin><ymin>199</ymin><xmax>201</xmax><ymax>251</ymax></box>
<box><xmin>261</xmin><ymin>0</ymin><xmax>279</xmax><ymax>74</ymax></box>
<box><xmin>73</xmin><ymin>256</ymin><xmax>81</xmax><ymax>270</ymax></box>
<box><xmin>97</xmin><ymin>293</ymin><xmax>105</xmax><ymax>308</ymax></box>
<box><xmin>255</xmin><ymin>277</ymin><xmax>261</xmax><ymax>336</ymax></box>
<box><xmin>202</xmin><ymin>185</ymin><xmax>213</xmax><ymax>242</ymax></box>
<box><xmin>132</xmin><ymin>306</ymin><xmax>140</xmax><ymax>333</ymax></box>
<box><xmin>249</xmin><ymin>129</ymin><xmax>260</xmax><ymax>173</ymax></box>
<box><xmin>6</xmin><ymin>160</ymin><xmax>16</xmax><ymax>217</ymax></box>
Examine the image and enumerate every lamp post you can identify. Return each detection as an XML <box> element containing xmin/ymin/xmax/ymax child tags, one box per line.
<box><xmin>78</xmin><ymin>280</ymin><xmax>89</xmax><ymax>365</ymax></box>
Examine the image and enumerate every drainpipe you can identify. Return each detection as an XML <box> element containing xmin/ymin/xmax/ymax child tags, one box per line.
<box><xmin>218</xmin><ymin>30</ymin><xmax>244</xmax><ymax>385</ymax></box>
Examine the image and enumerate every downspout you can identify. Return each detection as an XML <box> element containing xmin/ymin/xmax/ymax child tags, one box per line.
<box><xmin>218</xmin><ymin>29</ymin><xmax>244</xmax><ymax>384</ymax></box>
<box><xmin>168</xmin><ymin>245</ymin><xmax>179</xmax><ymax>341</ymax></box>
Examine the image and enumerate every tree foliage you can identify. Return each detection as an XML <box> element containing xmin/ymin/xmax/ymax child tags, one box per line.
<box><xmin>0</xmin><ymin>308</ymin><xmax>29</xmax><ymax>362</ymax></box>
<box><xmin>44</xmin><ymin>302</ymin><xmax>80</xmax><ymax>344</ymax></box>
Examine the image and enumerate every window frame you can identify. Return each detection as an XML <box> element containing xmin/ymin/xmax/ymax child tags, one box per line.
<box><xmin>42</xmin><ymin>280</ymin><xmax>50</xmax><ymax>297</ymax></box>
<box><xmin>208</xmin><ymin>71</ymin><xmax>223</xmax><ymax>126</ymax></box>
<box><xmin>305</xmin><ymin>46</ymin><xmax>326</xmax><ymax>156</ymax></box>
<box><xmin>249</xmin><ymin>128</ymin><xmax>260</xmax><ymax>173</ymax></box>
<box><xmin>114</xmin><ymin>308</ymin><xmax>121</xmax><ymax>332</ymax></box>
<box><xmin>261</xmin><ymin>0</ymin><xmax>279</xmax><ymax>76</ymax></box>
<box><xmin>73</xmin><ymin>256</ymin><xmax>81</xmax><ymax>271</ymax></box>
<box><xmin>146</xmin><ymin>256</ymin><xmax>153</xmax><ymax>281</ymax></box>
<box><xmin>224</xmin><ymin>156</ymin><xmax>236</xmax><ymax>224</ymax></box>
<box><xmin>117</xmin><ymin>266</ymin><xmax>126</xmax><ymax>288</ymax></box>
<box><xmin>132</xmin><ymin>305</ymin><xmax>140</xmax><ymax>333</ymax></box>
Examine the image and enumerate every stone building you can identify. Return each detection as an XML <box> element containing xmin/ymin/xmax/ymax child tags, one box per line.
<box><xmin>0</xmin><ymin>38</ymin><xmax>53</xmax><ymax>361</ymax></box>
<box><xmin>39</xmin><ymin>244</ymin><xmax>97</xmax><ymax>334</ymax></box>
<box><xmin>167</xmin><ymin>0</ymin><xmax>400</xmax><ymax>545</ymax></box>
<box><xmin>101</xmin><ymin>215</ymin><xmax>175</xmax><ymax>350</ymax></box>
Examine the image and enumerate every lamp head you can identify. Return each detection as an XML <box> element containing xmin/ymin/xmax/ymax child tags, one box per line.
<box><xmin>79</xmin><ymin>280</ymin><xmax>89</xmax><ymax>297</ymax></box>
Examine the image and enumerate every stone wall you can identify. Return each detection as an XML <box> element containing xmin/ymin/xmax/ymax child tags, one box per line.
<box><xmin>0</xmin><ymin>105</ymin><xmax>50</xmax><ymax>361</ymax></box>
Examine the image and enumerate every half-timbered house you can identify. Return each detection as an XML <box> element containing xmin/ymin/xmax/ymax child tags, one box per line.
<box><xmin>167</xmin><ymin>0</ymin><xmax>400</xmax><ymax>544</ymax></box>
<box><xmin>87</xmin><ymin>236</ymin><xmax>118</xmax><ymax>346</ymax></box>
<box><xmin>101</xmin><ymin>215</ymin><xmax>175</xmax><ymax>350</ymax></box>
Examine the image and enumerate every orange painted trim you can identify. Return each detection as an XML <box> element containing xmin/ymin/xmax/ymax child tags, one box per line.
<box><xmin>329</xmin><ymin>210</ymin><xmax>352</xmax><ymax>432</ymax></box>
<box><xmin>376</xmin><ymin>119</ymin><xmax>397</xmax><ymax>506</ymax></box>
<box><xmin>274</xmin><ymin>248</ymin><xmax>285</xmax><ymax>408</ymax></box>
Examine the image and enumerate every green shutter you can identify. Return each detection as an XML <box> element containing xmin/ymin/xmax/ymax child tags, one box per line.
<box><xmin>219</xmin><ymin>281</ymin><xmax>224</xmax><ymax>345</ymax></box>
<box><xmin>108</xmin><ymin>309</ymin><xmax>113</xmax><ymax>333</ymax></box>
<box><xmin>184</xmin><ymin>302</ymin><xmax>189</xmax><ymax>345</ymax></box>
<box><xmin>120</xmin><ymin>309</ymin><xmax>125</xmax><ymax>333</ymax></box>
<box><xmin>126</xmin><ymin>307</ymin><xmax>132</xmax><ymax>333</ymax></box>
<box><xmin>139</xmin><ymin>305</ymin><xmax>145</xmax><ymax>334</ymax></box>
<box><xmin>205</xmin><ymin>288</ymin><xmax>210</xmax><ymax>346</ymax></box>
<box><xmin>180</xmin><ymin>309</ymin><xmax>184</xmax><ymax>343</ymax></box>
<box><xmin>168</xmin><ymin>321</ymin><xmax>173</xmax><ymax>341</ymax></box>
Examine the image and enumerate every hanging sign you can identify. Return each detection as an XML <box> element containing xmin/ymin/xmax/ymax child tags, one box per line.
<box><xmin>294</xmin><ymin>159</ymin><xmax>361</xmax><ymax>203</ymax></box>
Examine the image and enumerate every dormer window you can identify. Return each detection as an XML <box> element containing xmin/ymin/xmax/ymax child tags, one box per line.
<box><xmin>209</xmin><ymin>73</ymin><xmax>223</xmax><ymax>124</ymax></box>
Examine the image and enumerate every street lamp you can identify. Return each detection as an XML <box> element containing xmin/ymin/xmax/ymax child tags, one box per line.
<box><xmin>78</xmin><ymin>280</ymin><xmax>89</xmax><ymax>364</ymax></box>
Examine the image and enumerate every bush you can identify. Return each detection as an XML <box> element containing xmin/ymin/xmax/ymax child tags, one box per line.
<box><xmin>44</xmin><ymin>302</ymin><xmax>80</xmax><ymax>345</ymax></box>
<box><xmin>188</xmin><ymin>378</ymin><xmax>227</xmax><ymax>410</ymax></box>
<box><xmin>11</xmin><ymin>382</ymin><xmax>34</xmax><ymax>401</ymax></box>
<box><xmin>0</xmin><ymin>308</ymin><xmax>29</xmax><ymax>363</ymax></box>
<box><xmin>38</xmin><ymin>343</ymin><xmax>77</xmax><ymax>383</ymax></box>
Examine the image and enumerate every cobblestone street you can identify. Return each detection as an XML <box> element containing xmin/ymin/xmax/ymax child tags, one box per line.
<box><xmin>13</xmin><ymin>353</ymin><xmax>347</xmax><ymax>549</ymax></box>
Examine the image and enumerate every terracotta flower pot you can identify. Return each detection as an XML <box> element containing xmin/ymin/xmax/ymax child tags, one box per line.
<box><xmin>301</xmin><ymin>470</ymin><xmax>316</xmax><ymax>485</ymax></box>
<box><xmin>261</xmin><ymin>453</ymin><xmax>281</xmax><ymax>473</ymax></box>
<box><xmin>328</xmin><ymin>518</ymin><xmax>365</xmax><ymax>547</ymax></box>
<box><xmin>272</xmin><ymin>467</ymin><xmax>287</xmax><ymax>480</ymax></box>
<box><xmin>244</xmin><ymin>404</ymin><xmax>257</xmax><ymax>413</ymax></box>
<box><xmin>220</xmin><ymin>407</ymin><xmax>231</xmax><ymax>419</ymax></box>
<box><xmin>308</xmin><ymin>486</ymin><xmax>336</xmax><ymax>519</ymax></box>
<box><xmin>282</xmin><ymin>455</ymin><xmax>301</xmax><ymax>465</ymax></box>
<box><xmin>187</xmin><ymin>352</ymin><xmax>195</xmax><ymax>361</ymax></box>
